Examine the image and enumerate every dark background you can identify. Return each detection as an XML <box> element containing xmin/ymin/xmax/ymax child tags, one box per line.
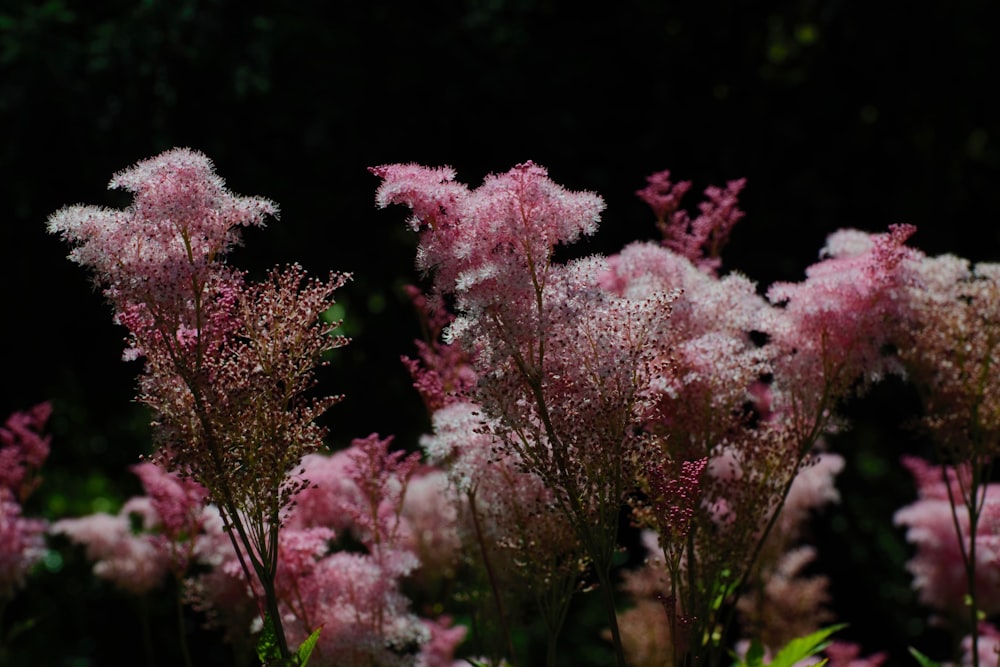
<box><xmin>2</xmin><ymin>1</ymin><xmax>998</xmax><ymax>665</ymax></box>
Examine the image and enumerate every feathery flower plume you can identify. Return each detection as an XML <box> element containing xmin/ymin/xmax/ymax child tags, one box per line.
<box><xmin>48</xmin><ymin>148</ymin><xmax>349</xmax><ymax>661</ymax></box>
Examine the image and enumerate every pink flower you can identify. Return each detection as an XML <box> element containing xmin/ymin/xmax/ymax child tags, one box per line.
<box><xmin>895</xmin><ymin>251</ymin><xmax>1000</xmax><ymax>460</ymax></box>
<box><xmin>0</xmin><ymin>403</ymin><xmax>53</xmax><ymax>598</ymax></box>
<box><xmin>0</xmin><ymin>490</ymin><xmax>47</xmax><ymax>598</ymax></box>
<box><xmin>373</xmin><ymin>160</ymin><xmax>604</xmax><ymax>314</ymax></box>
<box><xmin>50</xmin><ymin>149</ymin><xmax>352</xmax><ymax>659</ymax></box>
<box><xmin>401</xmin><ymin>285</ymin><xmax>478</xmax><ymax>412</ymax></box>
<box><xmin>0</xmin><ymin>402</ymin><xmax>52</xmax><ymax>501</ymax></box>
<box><xmin>399</xmin><ymin>470</ymin><xmax>462</xmax><ymax>580</ymax></box>
<box><xmin>52</xmin><ymin>499</ymin><xmax>171</xmax><ymax>595</ymax></box>
<box><xmin>764</xmin><ymin>224</ymin><xmax>916</xmax><ymax>445</ymax></box>
<box><xmin>47</xmin><ymin>148</ymin><xmax>274</xmax><ymax>310</ymax></box>
<box><xmin>418</xmin><ymin>616</ymin><xmax>468</xmax><ymax>667</ymax></box>
<box><xmin>823</xmin><ymin>641</ymin><xmax>888</xmax><ymax>667</ymax></box>
<box><xmin>960</xmin><ymin>622</ymin><xmax>1000</xmax><ymax>667</ymax></box>
<box><xmin>635</xmin><ymin>169</ymin><xmax>746</xmax><ymax>274</ymax></box>
<box><xmin>894</xmin><ymin>456</ymin><xmax>1000</xmax><ymax>616</ymax></box>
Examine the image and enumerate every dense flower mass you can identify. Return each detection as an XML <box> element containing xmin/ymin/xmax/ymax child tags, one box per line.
<box><xmin>372</xmin><ymin>161</ymin><xmax>921</xmax><ymax>666</ymax></box>
<box><xmin>37</xmin><ymin>150</ymin><xmax>1000</xmax><ymax>667</ymax></box>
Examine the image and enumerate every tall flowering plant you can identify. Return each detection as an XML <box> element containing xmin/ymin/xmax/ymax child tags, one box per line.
<box><xmin>47</xmin><ymin>149</ymin><xmax>349</xmax><ymax>664</ymax></box>
<box><xmin>373</xmin><ymin>161</ymin><xmax>674</xmax><ymax>666</ymax></box>
<box><xmin>374</xmin><ymin>162</ymin><xmax>917</xmax><ymax>667</ymax></box>
<box><xmin>892</xmin><ymin>251</ymin><xmax>1000</xmax><ymax>666</ymax></box>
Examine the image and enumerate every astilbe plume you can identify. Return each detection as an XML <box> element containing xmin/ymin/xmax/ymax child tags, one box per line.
<box><xmin>0</xmin><ymin>403</ymin><xmax>52</xmax><ymax>601</ymax></box>
<box><xmin>375</xmin><ymin>161</ymin><xmax>674</xmax><ymax>666</ymax></box>
<box><xmin>47</xmin><ymin>148</ymin><xmax>350</xmax><ymax>660</ymax></box>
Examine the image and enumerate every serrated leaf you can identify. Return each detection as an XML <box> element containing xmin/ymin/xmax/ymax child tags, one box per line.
<box><xmin>296</xmin><ymin>626</ymin><xmax>322</xmax><ymax>666</ymax></box>
<box><xmin>768</xmin><ymin>623</ymin><xmax>846</xmax><ymax>667</ymax></box>
<box><xmin>909</xmin><ymin>647</ymin><xmax>943</xmax><ymax>667</ymax></box>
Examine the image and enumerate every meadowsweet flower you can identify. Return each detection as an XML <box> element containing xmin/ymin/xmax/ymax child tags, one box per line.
<box><xmin>0</xmin><ymin>402</ymin><xmax>52</xmax><ymax>503</ymax></box>
<box><xmin>0</xmin><ymin>492</ymin><xmax>47</xmax><ymax>599</ymax></box>
<box><xmin>736</xmin><ymin>546</ymin><xmax>833</xmax><ymax>651</ymax></box>
<box><xmin>187</xmin><ymin>438</ymin><xmax>456</xmax><ymax>666</ymax></box>
<box><xmin>377</xmin><ymin>161</ymin><xmax>662</xmax><ymax>664</ymax></box>
<box><xmin>960</xmin><ymin>623</ymin><xmax>1000</xmax><ymax>667</ymax></box>
<box><xmin>636</xmin><ymin>169</ymin><xmax>746</xmax><ymax>274</ymax></box>
<box><xmin>0</xmin><ymin>403</ymin><xmax>52</xmax><ymax>599</ymax></box>
<box><xmin>49</xmin><ymin>148</ymin><xmax>350</xmax><ymax>659</ymax></box>
<box><xmin>52</xmin><ymin>462</ymin><xmax>214</xmax><ymax>595</ymax></box>
<box><xmin>895</xmin><ymin>253</ymin><xmax>1000</xmax><ymax>462</ymax></box>
<box><xmin>894</xmin><ymin>456</ymin><xmax>1000</xmax><ymax>617</ymax></box>
<box><xmin>823</xmin><ymin>641</ymin><xmax>888</xmax><ymax>667</ymax></box>
<box><xmin>764</xmin><ymin>224</ymin><xmax>916</xmax><ymax>446</ymax></box>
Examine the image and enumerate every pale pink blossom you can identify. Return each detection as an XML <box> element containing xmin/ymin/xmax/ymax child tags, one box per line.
<box><xmin>894</xmin><ymin>456</ymin><xmax>1000</xmax><ymax>616</ymax></box>
<box><xmin>0</xmin><ymin>491</ymin><xmax>47</xmax><ymax>598</ymax></box>
<box><xmin>49</xmin><ymin>149</ymin><xmax>351</xmax><ymax>660</ymax></box>
<box><xmin>764</xmin><ymin>224</ymin><xmax>916</xmax><ymax>445</ymax></box>
<box><xmin>960</xmin><ymin>623</ymin><xmax>1000</xmax><ymax>667</ymax></box>
<box><xmin>823</xmin><ymin>641</ymin><xmax>888</xmax><ymax>667</ymax></box>
<box><xmin>52</xmin><ymin>500</ymin><xmax>171</xmax><ymax>595</ymax></box>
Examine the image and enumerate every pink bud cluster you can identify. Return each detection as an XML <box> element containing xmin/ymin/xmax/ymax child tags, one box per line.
<box><xmin>635</xmin><ymin>168</ymin><xmax>746</xmax><ymax>274</ymax></box>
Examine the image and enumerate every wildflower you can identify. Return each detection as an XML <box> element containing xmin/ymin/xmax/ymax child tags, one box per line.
<box><xmin>48</xmin><ymin>148</ymin><xmax>349</xmax><ymax>659</ymax></box>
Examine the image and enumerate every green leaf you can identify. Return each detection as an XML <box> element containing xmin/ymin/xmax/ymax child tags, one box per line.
<box><xmin>729</xmin><ymin>639</ymin><xmax>766</xmax><ymax>667</ymax></box>
<box><xmin>909</xmin><ymin>647</ymin><xmax>943</xmax><ymax>667</ymax></box>
<box><xmin>296</xmin><ymin>626</ymin><xmax>322</xmax><ymax>667</ymax></box>
<box><xmin>256</xmin><ymin>613</ymin><xmax>282</xmax><ymax>665</ymax></box>
<box><xmin>768</xmin><ymin>623</ymin><xmax>847</xmax><ymax>667</ymax></box>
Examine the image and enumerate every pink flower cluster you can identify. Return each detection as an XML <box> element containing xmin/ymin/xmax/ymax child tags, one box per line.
<box><xmin>894</xmin><ymin>456</ymin><xmax>1000</xmax><ymax>618</ymax></box>
<box><xmin>0</xmin><ymin>402</ymin><xmax>52</xmax><ymax>598</ymax></box>
<box><xmin>635</xmin><ymin>168</ymin><xmax>746</xmax><ymax>274</ymax></box>
<box><xmin>48</xmin><ymin>149</ymin><xmax>352</xmax><ymax>659</ymax></box>
<box><xmin>376</xmin><ymin>161</ymin><xmax>916</xmax><ymax>665</ymax></box>
<box><xmin>52</xmin><ymin>462</ymin><xmax>212</xmax><ymax>594</ymax></box>
<box><xmin>55</xmin><ymin>438</ymin><xmax>466</xmax><ymax>666</ymax></box>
